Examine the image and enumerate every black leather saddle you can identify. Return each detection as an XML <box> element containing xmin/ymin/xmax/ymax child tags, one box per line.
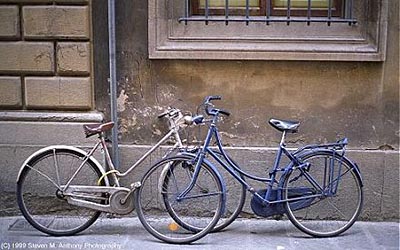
<box><xmin>268</xmin><ymin>118</ymin><xmax>300</xmax><ymax>133</ymax></box>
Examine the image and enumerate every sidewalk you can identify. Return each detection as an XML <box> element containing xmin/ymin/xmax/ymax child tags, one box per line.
<box><xmin>0</xmin><ymin>216</ymin><xmax>399</xmax><ymax>250</ymax></box>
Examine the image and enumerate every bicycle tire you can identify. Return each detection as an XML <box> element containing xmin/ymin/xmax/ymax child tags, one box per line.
<box><xmin>177</xmin><ymin>150</ymin><xmax>246</xmax><ymax>232</ymax></box>
<box><xmin>135</xmin><ymin>155</ymin><xmax>224</xmax><ymax>244</ymax></box>
<box><xmin>17</xmin><ymin>148</ymin><xmax>105</xmax><ymax>236</ymax></box>
<box><xmin>282</xmin><ymin>150</ymin><xmax>363</xmax><ymax>237</ymax></box>
<box><xmin>198</xmin><ymin>150</ymin><xmax>246</xmax><ymax>232</ymax></box>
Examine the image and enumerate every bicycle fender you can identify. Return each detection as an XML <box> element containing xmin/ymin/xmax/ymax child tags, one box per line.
<box><xmin>351</xmin><ymin>162</ymin><xmax>364</xmax><ymax>187</ymax></box>
<box><xmin>16</xmin><ymin>145</ymin><xmax>109</xmax><ymax>186</ymax></box>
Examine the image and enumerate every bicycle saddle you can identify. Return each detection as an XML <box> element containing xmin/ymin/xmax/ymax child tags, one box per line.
<box><xmin>268</xmin><ymin>118</ymin><xmax>300</xmax><ymax>133</ymax></box>
<box><xmin>83</xmin><ymin>122</ymin><xmax>114</xmax><ymax>137</ymax></box>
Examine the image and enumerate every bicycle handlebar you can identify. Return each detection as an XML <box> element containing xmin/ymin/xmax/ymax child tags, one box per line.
<box><xmin>157</xmin><ymin>108</ymin><xmax>179</xmax><ymax>119</ymax></box>
<box><xmin>158</xmin><ymin>107</ymin><xmax>205</xmax><ymax>127</ymax></box>
<box><xmin>203</xmin><ymin>95</ymin><xmax>230</xmax><ymax>117</ymax></box>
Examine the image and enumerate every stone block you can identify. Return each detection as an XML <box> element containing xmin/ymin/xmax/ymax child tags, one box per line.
<box><xmin>346</xmin><ymin>151</ymin><xmax>386</xmax><ymax>220</ymax></box>
<box><xmin>0</xmin><ymin>5</ymin><xmax>19</xmax><ymax>38</ymax></box>
<box><xmin>57</xmin><ymin>42</ymin><xmax>90</xmax><ymax>75</ymax></box>
<box><xmin>0</xmin><ymin>77</ymin><xmax>21</xmax><ymax>107</ymax></box>
<box><xmin>25</xmin><ymin>77</ymin><xmax>92</xmax><ymax>110</ymax></box>
<box><xmin>0</xmin><ymin>42</ymin><xmax>54</xmax><ymax>73</ymax></box>
<box><xmin>0</xmin><ymin>0</ymin><xmax>88</xmax><ymax>3</ymax></box>
<box><xmin>381</xmin><ymin>152</ymin><xmax>400</xmax><ymax>219</ymax></box>
<box><xmin>23</xmin><ymin>6</ymin><xmax>90</xmax><ymax>39</ymax></box>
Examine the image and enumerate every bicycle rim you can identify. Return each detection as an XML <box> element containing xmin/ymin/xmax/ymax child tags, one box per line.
<box><xmin>207</xmin><ymin>153</ymin><xmax>246</xmax><ymax>232</ymax></box>
<box><xmin>17</xmin><ymin>149</ymin><xmax>103</xmax><ymax>236</ymax></box>
<box><xmin>135</xmin><ymin>156</ymin><xmax>224</xmax><ymax>244</ymax></box>
<box><xmin>283</xmin><ymin>151</ymin><xmax>363</xmax><ymax>237</ymax></box>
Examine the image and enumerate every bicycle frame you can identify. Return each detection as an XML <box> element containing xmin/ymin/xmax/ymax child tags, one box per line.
<box><xmin>62</xmin><ymin>123</ymin><xmax>184</xmax><ymax>194</ymax></box>
<box><xmin>39</xmin><ymin>111</ymin><xmax>199</xmax><ymax>214</ymax></box>
<box><xmin>179</xmin><ymin>114</ymin><xmax>348</xmax><ymax>205</ymax></box>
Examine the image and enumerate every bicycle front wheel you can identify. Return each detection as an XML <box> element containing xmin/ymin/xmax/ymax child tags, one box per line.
<box><xmin>17</xmin><ymin>148</ymin><xmax>104</xmax><ymax>236</ymax></box>
<box><xmin>208</xmin><ymin>151</ymin><xmax>246</xmax><ymax>232</ymax></box>
<box><xmin>282</xmin><ymin>150</ymin><xmax>363</xmax><ymax>237</ymax></box>
<box><xmin>135</xmin><ymin>155</ymin><xmax>224</xmax><ymax>244</ymax></box>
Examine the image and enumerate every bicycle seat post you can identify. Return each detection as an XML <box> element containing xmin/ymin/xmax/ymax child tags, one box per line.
<box><xmin>280</xmin><ymin>131</ymin><xmax>287</xmax><ymax>147</ymax></box>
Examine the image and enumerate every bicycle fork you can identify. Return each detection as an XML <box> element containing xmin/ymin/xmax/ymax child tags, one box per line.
<box><xmin>176</xmin><ymin>153</ymin><xmax>206</xmax><ymax>201</ymax></box>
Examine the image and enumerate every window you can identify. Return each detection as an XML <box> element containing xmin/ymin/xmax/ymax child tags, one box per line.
<box><xmin>184</xmin><ymin>0</ymin><xmax>353</xmax><ymax>24</ymax></box>
<box><xmin>148</xmin><ymin>0</ymin><xmax>388</xmax><ymax>61</ymax></box>
<box><xmin>191</xmin><ymin>0</ymin><xmax>343</xmax><ymax>17</ymax></box>
<box><xmin>192</xmin><ymin>0</ymin><xmax>262</xmax><ymax>16</ymax></box>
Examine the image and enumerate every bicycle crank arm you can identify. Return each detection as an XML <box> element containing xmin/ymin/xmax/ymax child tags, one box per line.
<box><xmin>121</xmin><ymin>182</ymin><xmax>141</xmax><ymax>204</ymax></box>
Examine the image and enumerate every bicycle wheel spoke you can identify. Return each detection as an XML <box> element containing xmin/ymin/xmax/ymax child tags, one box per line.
<box><xmin>24</xmin><ymin>164</ymin><xmax>60</xmax><ymax>189</ymax></box>
<box><xmin>53</xmin><ymin>149</ymin><xmax>61</xmax><ymax>187</ymax></box>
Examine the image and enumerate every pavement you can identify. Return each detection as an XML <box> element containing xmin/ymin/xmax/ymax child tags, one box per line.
<box><xmin>0</xmin><ymin>216</ymin><xmax>399</xmax><ymax>250</ymax></box>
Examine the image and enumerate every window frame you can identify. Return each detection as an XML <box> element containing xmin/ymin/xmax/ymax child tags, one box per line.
<box><xmin>148</xmin><ymin>0</ymin><xmax>389</xmax><ymax>61</ymax></box>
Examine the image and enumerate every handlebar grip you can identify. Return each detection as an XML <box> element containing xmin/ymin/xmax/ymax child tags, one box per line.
<box><xmin>219</xmin><ymin>109</ymin><xmax>230</xmax><ymax>117</ymax></box>
<box><xmin>157</xmin><ymin>111</ymin><xmax>168</xmax><ymax>118</ymax></box>
<box><xmin>209</xmin><ymin>95</ymin><xmax>222</xmax><ymax>101</ymax></box>
<box><xmin>204</xmin><ymin>95</ymin><xmax>222</xmax><ymax>104</ymax></box>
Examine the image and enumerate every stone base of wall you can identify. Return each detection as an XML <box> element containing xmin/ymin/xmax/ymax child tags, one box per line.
<box><xmin>0</xmin><ymin>111</ymin><xmax>104</xmax><ymax>215</ymax></box>
<box><xmin>115</xmin><ymin>145</ymin><xmax>400</xmax><ymax>221</ymax></box>
<box><xmin>1</xmin><ymin>137</ymin><xmax>398</xmax><ymax>220</ymax></box>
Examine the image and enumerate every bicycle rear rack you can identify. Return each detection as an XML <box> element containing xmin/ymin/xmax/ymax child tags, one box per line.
<box><xmin>294</xmin><ymin>137</ymin><xmax>348</xmax><ymax>155</ymax></box>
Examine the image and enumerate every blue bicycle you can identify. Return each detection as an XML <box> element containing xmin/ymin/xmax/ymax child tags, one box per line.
<box><xmin>135</xmin><ymin>96</ymin><xmax>364</xmax><ymax>244</ymax></box>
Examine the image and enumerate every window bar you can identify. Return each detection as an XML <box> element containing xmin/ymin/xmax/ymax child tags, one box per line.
<box><xmin>286</xmin><ymin>0</ymin><xmax>291</xmax><ymax>25</ymax></box>
<box><xmin>205</xmin><ymin>0</ymin><xmax>209</xmax><ymax>25</ymax></box>
<box><xmin>266</xmin><ymin>0</ymin><xmax>271</xmax><ymax>25</ymax></box>
<box><xmin>348</xmin><ymin>0</ymin><xmax>354</xmax><ymax>26</ymax></box>
<box><xmin>327</xmin><ymin>0</ymin><xmax>332</xmax><ymax>26</ymax></box>
<box><xmin>307</xmin><ymin>0</ymin><xmax>311</xmax><ymax>25</ymax></box>
<box><xmin>245</xmin><ymin>0</ymin><xmax>250</xmax><ymax>25</ymax></box>
<box><xmin>225</xmin><ymin>0</ymin><xmax>229</xmax><ymax>25</ymax></box>
<box><xmin>184</xmin><ymin>0</ymin><xmax>189</xmax><ymax>25</ymax></box>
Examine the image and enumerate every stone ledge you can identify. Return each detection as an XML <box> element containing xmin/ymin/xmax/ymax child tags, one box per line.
<box><xmin>0</xmin><ymin>120</ymin><xmax>105</xmax><ymax>145</ymax></box>
<box><xmin>0</xmin><ymin>111</ymin><xmax>103</xmax><ymax>122</ymax></box>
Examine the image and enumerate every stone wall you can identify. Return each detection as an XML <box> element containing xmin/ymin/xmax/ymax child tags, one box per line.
<box><xmin>0</xmin><ymin>0</ymin><xmax>92</xmax><ymax>110</ymax></box>
<box><xmin>110</xmin><ymin>0</ymin><xmax>399</xmax><ymax>221</ymax></box>
<box><xmin>0</xmin><ymin>0</ymin><xmax>103</xmax><ymax>216</ymax></box>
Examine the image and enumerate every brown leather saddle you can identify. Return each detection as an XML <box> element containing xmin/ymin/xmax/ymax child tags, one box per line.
<box><xmin>83</xmin><ymin>122</ymin><xmax>114</xmax><ymax>138</ymax></box>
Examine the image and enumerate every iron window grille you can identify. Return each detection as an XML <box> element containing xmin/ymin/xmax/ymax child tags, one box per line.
<box><xmin>179</xmin><ymin>0</ymin><xmax>357</xmax><ymax>25</ymax></box>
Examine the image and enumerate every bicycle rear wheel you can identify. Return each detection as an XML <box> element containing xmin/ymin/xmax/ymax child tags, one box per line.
<box><xmin>135</xmin><ymin>155</ymin><xmax>224</xmax><ymax>244</ymax></box>
<box><xmin>17</xmin><ymin>148</ymin><xmax>105</xmax><ymax>236</ymax></box>
<box><xmin>282</xmin><ymin>150</ymin><xmax>363</xmax><ymax>237</ymax></box>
